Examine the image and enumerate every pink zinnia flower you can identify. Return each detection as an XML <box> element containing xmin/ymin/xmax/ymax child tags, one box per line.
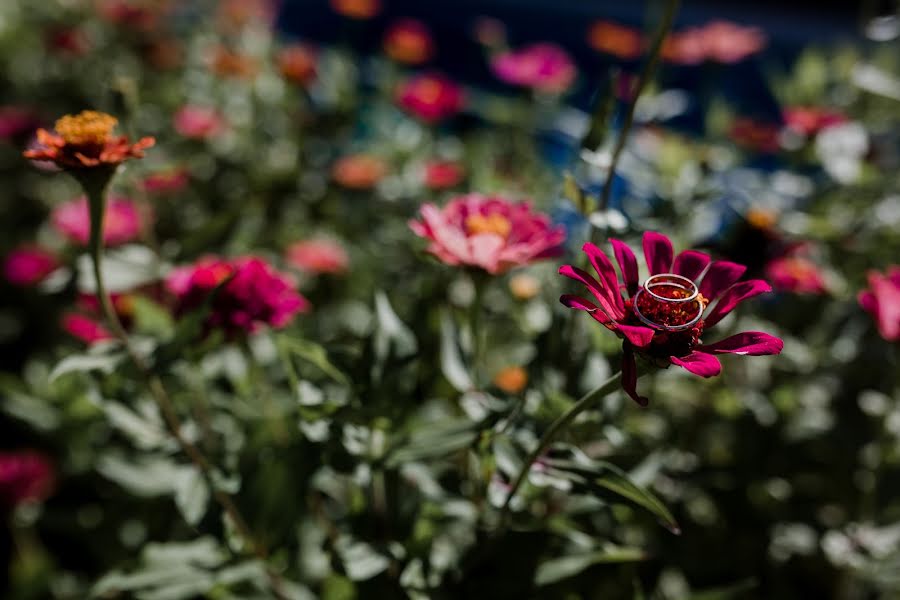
<box><xmin>285</xmin><ymin>239</ymin><xmax>350</xmax><ymax>275</ymax></box>
<box><xmin>560</xmin><ymin>232</ymin><xmax>783</xmax><ymax>405</ymax></box>
<box><xmin>0</xmin><ymin>451</ymin><xmax>54</xmax><ymax>510</ymax></box>
<box><xmin>700</xmin><ymin>21</ymin><xmax>766</xmax><ymax>64</ymax></box>
<box><xmin>3</xmin><ymin>245</ymin><xmax>59</xmax><ymax>286</ymax></box>
<box><xmin>490</xmin><ymin>43</ymin><xmax>577</xmax><ymax>94</ymax></box>
<box><xmin>409</xmin><ymin>194</ymin><xmax>566</xmax><ymax>274</ymax></box>
<box><xmin>383</xmin><ymin>19</ymin><xmax>435</xmax><ymax>65</ymax></box>
<box><xmin>396</xmin><ymin>73</ymin><xmax>465</xmax><ymax>124</ymax></box>
<box><xmin>766</xmin><ymin>256</ymin><xmax>828</xmax><ymax>295</ymax></box>
<box><xmin>858</xmin><ymin>266</ymin><xmax>900</xmax><ymax>342</ymax></box>
<box><xmin>166</xmin><ymin>256</ymin><xmax>309</xmax><ymax>336</ymax></box>
<box><xmin>783</xmin><ymin>106</ymin><xmax>847</xmax><ymax>137</ymax></box>
<box><xmin>61</xmin><ymin>313</ymin><xmax>114</xmax><ymax>344</ymax></box>
<box><xmin>0</xmin><ymin>106</ymin><xmax>41</xmax><ymax>142</ymax></box>
<box><xmin>51</xmin><ymin>196</ymin><xmax>147</xmax><ymax>247</ymax></box>
<box><xmin>423</xmin><ymin>160</ymin><xmax>465</xmax><ymax>190</ymax></box>
<box><xmin>173</xmin><ymin>105</ymin><xmax>224</xmax><ymax>139</ymax></box>
<box><xmin>142</xmin><ymin>169</ymin><xmax>189</xmax><ymax>194</ymax></box>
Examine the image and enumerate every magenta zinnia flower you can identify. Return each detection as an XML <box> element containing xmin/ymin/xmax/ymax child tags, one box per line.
<box><xmin>766</xmin><ymin>255</ymin><xmax>828</xmax><ymax>295</ymax></box>
<box><xmin>858</xmin><ymin>266</ymin><xmax>900</xmax><ymax>342</ymax></box>
<box><xmin>560</xmin><ymin>232</ymin><xmax>783</xmax><ymax>405</ymax></box>
<box><xmin>490</xmin><ymin>42</ymin><xmax>576</xmax><ymax>94</ymax></box>
<box><xmin>410</xmin><ymin>194</ymin><xmax>565</xmax><ymax>274</ymax></box>
<box><xmin>3</xmin><ymin>245</ymin><xmax>59</xmax><ymax>286</ymax></box>
<box><xmin>166</xmin><ymin>256</ymin><xmax>309</xmax><ymax>336</ymax></box>
<box><xmin>173</xmin><ymin>105</ymin><xmax>224</xmax><ymax>139</ymax></box>
<box><xmin>0</xmin><ymin>451</ymin><xmax>54</xmax><ymax>510</ymax></box>
<box><xmin>396</xmin><ymin>72</ymin><xmax>465</xmax><ymax>124</ymax></box>
<box><xmin>51</xmin><ymin>195</ymin><xmax>147</xmax><ymax>247</ymax></box>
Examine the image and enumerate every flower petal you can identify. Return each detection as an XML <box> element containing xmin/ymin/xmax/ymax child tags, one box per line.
<box><xmin>622</xmin><ymin>345</ymin><xmax>648</xmax><ymax>406</ymax></box>
<box><xmin>700</xmin><ymin>331</ymin><xmax>784</xmax><ymax>355</ymax></box>
<box><xmin>672</xmin><ymin>250</ymin><xmax>711</xmax><ymax>281</ymax></box>
<box><xmin>558</xmin><ymin>264</ymin><xmax>624</xmax><ymax>319</ymax></box>
<box><xmin>642</xmin><ymin>231</ymin><xmax>674</xmax><ymax>276</ymax></box>
<box><xmin>699</xmin><ymin>261</ymin><xmax>746</xmax><ymax>301</ymax></box>
<box><xmin>610</xmin><ymin>238</ymin><xmax>639</xmax><ymax>296</ymax></box>
<box><xmin>670</xmin><ymin>352</ymin><xmax>721</xmax><ymax>377</ymax></box>
<box><xmin>616</xmin><ymin>324</ymin><xmax>656</xmax><ymax>348</ymax></box>
<box><xmin>582</xmin><ymin>242</ymin><xmax>624</xmax><ymax>312</ymax></box>
<box><xmin>704</xmin><ymin>279</ymin><xmax>772</xmax><ymax>327</ymax></box>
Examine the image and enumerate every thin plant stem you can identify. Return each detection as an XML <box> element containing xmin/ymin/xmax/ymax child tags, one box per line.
<box><xmin>599</xmin><ymin>0</ymin><xmax>681</xmax><ymax>211</ymax></box>
<box><xmin>82</xmin><ymin>180</ymin><xmax>289</xmax><ymax>600</ymax></box>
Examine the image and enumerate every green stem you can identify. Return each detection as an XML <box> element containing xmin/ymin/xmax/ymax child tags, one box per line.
<box><xmin>599</xmin><ymin>0</ymin><xmax>680</xmax><ymax>211</ymax></box>
<box><xmin>81</xmin><ymin>178</ymin><xmax>289</xmax><ymax>600</ymax></box>
<box><xmin>498</xmin><ymin>370</ymin><xmax>627</xmax><ymax>523</ymax></box>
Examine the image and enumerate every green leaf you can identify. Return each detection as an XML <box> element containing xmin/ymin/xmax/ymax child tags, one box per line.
<box><xmin>49</xmin><ymin>350</ymin><xmax>124</xmax><ymax>383</ymax></box>
<box><xmin>686</xmin><ymin>579</ymin><xmax>757</xmax><ymax>600</ymax></box>
<box><xmin>535</xmin><ymin>547</ymin><xmax>647</xmax><ymax>585</ymax></box>
<box><xmin>278</xmin><ymin>336</ymin><xmax>349</xmax><ymax>385</ymax></box>
<box><xmin>96</xmin><ymin>454</ymin><xmax>180</xmax><ymax>497</ymax></box>
<box><xmin>131</xmin><ymin>296</ymin><xmax>175</xmax><ymax>337</ymax></box>
<box><xmin>173</xmin><ymin>466</ymin><xmax>210</xmax><ymax>526</ymax></box>
<box><xmin>439</xmin><ymin>311</ymin><xmax>473</xmax><ymax>392</ymax></box>
<box><xmin>385</xmin><ymin>418</ymin><xmax>481</xmax><ymax>467</ymax></box>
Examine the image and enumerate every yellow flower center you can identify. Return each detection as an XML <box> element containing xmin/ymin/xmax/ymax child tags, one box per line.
<box><xmin>465</xmin><ymin>213</ymin><xmax>511</xmax><ymax>238</ymax></box>
<box><xmin>54</xmin><ymin>111</ymin><xmax>118</xmax><ymax>145</ymax></box>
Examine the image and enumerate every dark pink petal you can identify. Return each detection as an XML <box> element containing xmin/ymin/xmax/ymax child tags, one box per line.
<box><xmin>558</xmin><ymin>264</ymin><xmax>624</xmax><ymax>319</ymax></box>
<box><xmin>582</xmin><ymin>242</ymin><xmax>624</xmax><ymax>311</ymax></box>
<box><xmin>699</xmin><ymin>261</ymin><xmax>746</xmax><ymax>301</ymax></box>
<box><xmin>621</xmin><ymin>345</ymin><xmax>648</xmax><ymax>406</ymax></box>
<box><xmin>700</xmin><ymin>331</ymin><xmax>784</xmax><ymax>355</ymax></box>
<box><xmin>616</xmin><ymin>323</ymin><xmax>655</xmax><ymax>348</ymax></box>
<box><xmin>560</xmin><ymin>294</ymin><xmax>598</xmax><ymax>312</ymax></box>
<box><xmin>670</xmin><ymin>352</ymin><xmax>721</xmax><ymax>377</ymax></box>
<box><xmin>610</xmin><ymin>238</ymin><xmax>639</xmax><ymax>296</ymax></box>
<box><xmin>704</xmin><ymin>279</ymin><xmax>772</xmax><ymax>327</ymax></box>
<box><xmin>672</xmin><ymin>250</ymin><xmax>710</xmax><ymax>281</ymax></box>
<box><xmin>866</xmin><ymin>272</ymin><xmax>900</xmax><ymax>341</ymax></box>
<box><xmin>642</xmin><ymin>231</ymin><xmax>674</xmax><ymax>276</ymax></box>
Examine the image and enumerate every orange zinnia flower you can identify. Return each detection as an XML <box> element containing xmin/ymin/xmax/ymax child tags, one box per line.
<box><xmin>587</xmin><ymin>21</ymin><xmax>643</xmax><ymax>60</ymax></box>
<box><xmin>24</xmin><ymin>110</ymin><xmax>154</xmax><ymax>170</ymax></box>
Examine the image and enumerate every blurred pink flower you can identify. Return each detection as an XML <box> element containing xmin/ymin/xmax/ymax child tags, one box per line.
<box><xmin>560</xmin><ymin>232</ymin><xmax>783</xmax><ymax>405</ymax></box>
<box><xmin>173</xmin><ymin>105</ymin><xmax>224</xmax><ymax>139</ymax></box>
<box><xmin>61</xmin><ymin>313</ymin><xmax>113</xmax><ymax>344</ymax></box>
<box><xmin>765</xmin><ymin>255</ymin><xmax>828</xmax><ymax>295</ymax></box>
<box><xmin>784</xmin><ymin>106</ymin><xmax>848</xmax><ymax>137</ymax></box>
<box><xmin>490</xmin><ymin>43</ymin><xmax>576</xmax><ymax>94</ymax></box>
<box><xmin>331</xmin><ymin>154</ymin><xmax>388</xmax><ymax>189</ymax></box>
<box><xmin>730</xmin><ymin>118</ymin><xmax>781</xmax><ymax>154</ymax></box>
<box><xmin>0</xmin><ymin>451</ymin><xmax>54</xmax><ymax>510</ymax></box>
<box><xmin>396</xmin><ymin>72</ymin><xmax>465</xmax><ymax>123</ymax></box>
<box><xmin>858</xmin><ymin>267</ymin><xmax>900</xmax><ymax>342</ymax></box>
<box><xmin>383</xmin><ymin>19</ymin><xmax>434</xmax><ymax>65</ymax></box>
<box><xmin>166</xmin><ymin>256</ymin><xmax>309</xmax><ymax>335</ymax></box>
<box><xmin>0</xmin><ymin>106</ymin><xmax>41</xmax><ymax>142</ymax></box>
<box><xmin>423</xmin><ymin>160</ymin><xmax>465</xmax><ymax>190</ymax></box>
<box><xmin>285</xmin><ymin>239</ymin><xmax>349</xmax><ymax>275</ymax></box>
<box><xmin>51</xmin><ymin>196</ymin><xmax>148</xmax><ymax>247</ymax></box>
<box><xmin>409</xmin><ymin>194</ymin><xmax>566</xmax><ymax>274</ymax></box>
<box><xmin>3</xmin><ymin>245</ymin><xmax>59</xmax><ymax>286</ymax></box>
<box><xmin>142</xmin><ymin>169</ymin><xmax>189</xmax><ymax>194</ymax></box>
<box><xmin>663</xmin><ymin>21</ymin><xmax>766</xmax><ymax>65</ymax></box>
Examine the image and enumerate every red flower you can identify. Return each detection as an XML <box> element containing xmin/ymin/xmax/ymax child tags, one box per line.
<box><xmin>51</xmin><ymin>195</ymin><xmax>148</xmax><ymax>247</ymax></box>
<box><xmin>587</xmin><ymin>21</ymin><xmax>644</xmax><ymax>60</ymax></box>
<box><xmin>173</xmin><ymin>105</ymin><xmax>225</xmax><ymax>139</ymax></box>
<box><xmin>278</xmin><ymin>44</ymin><xmax>317</xmax><ymax>86</ymax></box>
<box><xmin>423</xmin><ymin>160</ymin><xmax>464</xmax><ymax>190</ymax></box>
<box><xmin>61</xmin><ymin>312</ymin><xmax>114</xmax><ymax>345</ymax></box>
<box><xmin>858</xmin><ymin>267</ymin><xmax>900</xmax><ymax>342</ymax></box>
<box><xmin>383</xmin><ymin>19</ymin><xmax>435</xmax><ymax>65</ymax></box>
<box><xmin>409</xmin><ymin>194</ymin><xmax>566</xmax><ymax>274</ymax></box>
<box><xmin>783</xmin><ymin>106</ymin><xmax>847</xmax><ymax>137</ymax></box>
<box><xmin>331</xmin><ymin>154</ymin><xmax>388</xmax><ymax>190</ymax></box>
<box><xmin>166</xmin><ymin>256</ymin><xmax>309</xmax><ymax>336</ymax></box>
<box><xmin>491</xmin><ymin>43</ymin><xmax>577</xmax><ymax>94</ymax></box>
<box><xmin>142</xmin><ymin>169</ymin><xmax>189</xmax><ymax>194</ymax></box>
<box><xmin>730</xmin><ymin>118</ymin><xmax>781</xmax><ymax>154</ymax></box>
<box><xmin>3</xmin><ymin>245</ymin><xmax>59</xmax><ymax>286</ymax></box>
<box><xmin>663</xmin><ymin>21</ymin><xmax>766</xmax><ymax>65</ymax></box>
<box><xmin>396</xmin><ymin>73</ymin><xmax>465</xmax><ymax>124</ymax></box>
<box><xmin>766</xmin><ymin>255</ymin><xmax>828</xmax><ymax>295</ymax></box>
<box><xmin>285</xmin><ymin>238</ymin><xmax>350</xmax><ymax>275</ymax></box>
<box><xmin>0</xmin><ymin>451</ymin><xmax>54</xmax><ymax>510</ymax></box>
<box><xmin>560</xmin><ymin>232</ymin><xmax>783</xmax><ymax>405</ymax></box>
<box><xmin>24</xmin><ymin>111</ymin><xmax>154</xmax><ymax>170</ymax></box>
<box><xmin>330</xmin><ymin>0</ymin><xmax>380</xmax><ymax>19</ymax></box>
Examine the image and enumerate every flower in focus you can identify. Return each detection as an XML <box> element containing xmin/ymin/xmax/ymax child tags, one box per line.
<box><xmin>730</xmin><ymin>118</ymin><xmax>781</xmax><ymax>154</ymax></box>
<box><xmin>0</xmin><ymin>451</ymin><xmax>54</xmax><ymax>511</ymax></box>
<box><xmin>166</xmin><ymin>256</ymin><xmax>309</xmax><ymax>336</ymax></box>
<box><xmin>560</xmin><ymin>232</ymin><xmax>783</xmax><ymax>405</ymax></box>
<box><xmin>208</xmin><ymin>45</ymin><xmax>259</xmax><ymax>79</ymax></box>
<box><xmin>858</xmin><ymin>266</ymin><xmax>900</xmax><ymax>342</ymax></box>
<box><xmin>330</xmin><ymin>0</ymin><xmax>380</xmax><ymax>19</ymax></box>
<box><xmin>423</xmin><ymin>160</ymin><xmax>465</xmax><ymax>190</ymax></box>
<box><xmin>587</xmin><ymin>21</ymin><xmax>643</xmax><ymax>60</ymax></box>
<box><xmin>331</xmin><ymin>154</ymin><xmax>388</xmax><ymax>190</ymax></box>
<box><xmin>383</xmin><ymin>19</ymin><xmax>435</xmax><ymax>65</ymax></box>
<box><xmin>285</xmin><ymin>238</ymin><xmax>350</xmax><ymax>275</ymax></box>
<box><xmin>784</xmin><ymin>106</ymin><xmax>847</xmax><ymax>138</ymax></box>
<box><xmin>3</xmin><ymin>245</ymin><xmax>59</xmax><ymax>286</ymax></box>
<box><xmin>51</xmin><ymin>196</ymin><xmax>148</xmax><ymax>246</ymax></box>
<box><xmin>765</xmin><ymin>255</ymin><xmax>828</xmax><ymax>295</ymax></box>
<box><xmin>277</xmin><ymin>44</ymin><xmax>317</xmax><ymax>86</ymax></box>
<box><xmin>24</xmin><ymin>111</ymin><xmax>154</xmax><ymax>170</ymax></box>
<box><xmin>396</xmin><ymin>72</ymin><xmax>465</xmax><ymax>124</ymax></box>
<box><xmin>490</xmin><ymin>43</ymin><xmax>577</xmax><ymax>94</ymax></box>
<box><xmin>173</xmin><ymin>105</ymin><xmax>225</xmax><ymax>139</ymax></box>
<box><xmin>409</xmin><ymin>194</ymin><xmax>566</xmax><ymax>274</ymax></box>
<box><xmin>0</xmin><ymin>106</ymin><xmax>41</xmax><ymax>142</ymax></box>
<box><xmin>493</xmin><ymin>366</ymin><xmax>528</xmax><ymax>394</ymax></box>
<box><xmin>142</xmin><ymin>169</ymin><xmax>189</xmax><ymax>194</ymax></box>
